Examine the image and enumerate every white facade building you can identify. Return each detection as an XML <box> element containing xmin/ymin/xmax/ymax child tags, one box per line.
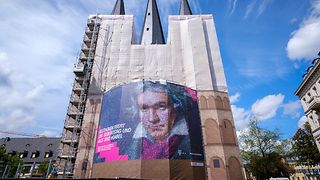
<box><xmin>295</xmin><ymin>52</ymin><xmax>320</xmax><ymax>152</ymax></box>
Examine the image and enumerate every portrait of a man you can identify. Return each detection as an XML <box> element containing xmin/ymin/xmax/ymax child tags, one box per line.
<box><xmin>94</xmin><ymin>80</ymin><xmax>204</xmax><ymax>163</ymax></box>
<box><xmin>127</xmin><ymin>81</ymin><xmax>191</xmax><ymax>160</ymax></box>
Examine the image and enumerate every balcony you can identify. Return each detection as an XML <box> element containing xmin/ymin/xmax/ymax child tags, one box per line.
<box><xmin>308</xmin><ymin>96</ymin><xmax>320</xmax><ymax>111</ymax></box>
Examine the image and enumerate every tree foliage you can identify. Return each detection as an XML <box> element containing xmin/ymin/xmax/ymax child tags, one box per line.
<box><xmin>37</xmin><ymin>159</ymin><xmax>54</xmax><ymax>177</ymax></box>
<box><xmin>0</xmin><ymin>146</ymin><xmax>23</xmax><ymax>178</ymax></box>
<box><xmin>292</xmin><ymin>122</ymin><xmax>320</xmax><ymax>166</ymax></box>
<box><xmin>239</xmin><ymin>118</ymin><xmax>291</xmax><ymax>180</ymax></box>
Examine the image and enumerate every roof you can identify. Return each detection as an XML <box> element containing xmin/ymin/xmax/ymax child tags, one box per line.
<box><xmin>111</xmin><ymin>0</ymin><xmax>125</xmax><ymax>15</ymax></box>
<box><xmin>140</xmin><ymin>0</ymin><xmax>165</xmax><ymax>44</ymax></box>
<box><xmin>180</xmin><ymin>0</ymin><xmax>192</xmax><ymax>15</ymax></box>
<box><xmin>0</xmin><ymin>137</ymin><xmax>60</xmax><ymax>163</ymax></box>
<box><xmin>295</xmin><ymin>57</ymin><xmax>320</xmax><ymax>96</ymax></box>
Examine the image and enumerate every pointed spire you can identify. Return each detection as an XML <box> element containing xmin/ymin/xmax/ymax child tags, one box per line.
<box><xmin>180</xmin><ymin>0</ymin><xmax>192</xmax><ymax>15</ymax></box>
<box><xmin>111</xmin><ymin>0</ymin><xmax>125</xmax><ymax>15</ymax></box>
<box><xmin>140</xmin><ymin>0</ymin><xmax>165</xmax><ymax>45</ymax></box>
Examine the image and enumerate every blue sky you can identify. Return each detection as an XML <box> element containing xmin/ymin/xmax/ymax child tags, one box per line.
<box><xmin>0</xmin><ymin>0</ymin><xmax>319</xmax><ymax>139</ymax></box>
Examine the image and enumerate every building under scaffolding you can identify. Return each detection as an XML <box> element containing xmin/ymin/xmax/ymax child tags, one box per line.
<box><xmin>58</xmin><ymin>0</ymin><xmax>244</xmax><ymax>179</ymax></box>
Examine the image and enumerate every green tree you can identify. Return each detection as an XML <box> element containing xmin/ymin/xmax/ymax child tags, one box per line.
<box><xmin>0</xmin><ymin>146</ymin><xmax>23</xmax><ymax>178</ymax></box>
<box><xmin>292</xmin><ymin>122</ymin><xmax>320</xmax><ymax>166</ymax></box>
<box><xmin>37</xmin><ymin>159</ymin><xmax>53</xmax><ymax>177</ymax></box>
<box><xmin>239</xmin><ymin>118</ymin><xmax>290</xmax><ymax>180</ymax></box>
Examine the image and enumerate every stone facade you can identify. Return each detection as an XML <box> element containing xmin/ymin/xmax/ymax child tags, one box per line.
<box><xmin>198</xmin><ymin>91</ymin><xmax>244</xmax><ymax>180</ymax></box>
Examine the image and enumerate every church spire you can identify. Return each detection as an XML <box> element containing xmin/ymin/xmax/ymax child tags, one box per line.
<box><xmin>111</xmin><ymin>0</ymin><xmax>125</xmax><ymax>15</ymax></box>
<box><xmin>140</xmin><ymin>0</ymin><xmax>165</xmax><ymax>45</ymax></box>
<box><xmin>179</xmin><ymin>0</ymin><xmax>192</xmax><ymax>15</ymax></box>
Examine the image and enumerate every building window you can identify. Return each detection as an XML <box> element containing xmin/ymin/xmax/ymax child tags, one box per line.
<box><xmin>8</xmin><ymin>151</ymin><xmax>16</xmax><ymax>156</ymax></box>
<box><xmin>44</xmin><ymin>151</ymin><xmax>53</xmax><ymax>158</ymax></box>
<box><xmin>313</xmin><ymin>87</ymin><xmax>318</xmax><ymax>95</ymax></box>
<box><xmin>20</xmin><ymin>151</ymin><xmax>28</xmax><ymax>158</ymax></box>
<box><xmin>31</xmin><ymin>151</ymin><xmax>40</xmax><ymax>158</ymax></box>
<box><xmin>213</xmin><ymin>159</ymin><xmax>220</xmax><ymax>168</ymax></box>
<box><xmin>224</xmin><ymin>121</ymin><xmax>227</xmax><ymax>128</ymax></box>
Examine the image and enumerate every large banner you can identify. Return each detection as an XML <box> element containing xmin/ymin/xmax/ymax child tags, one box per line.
<box><xmin>94</xmin><ymin>81</ymin><xmax>204</xmax><ymax>163</ymax></box>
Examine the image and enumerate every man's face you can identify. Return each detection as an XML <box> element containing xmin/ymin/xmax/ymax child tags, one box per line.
<box><xmin>137</xmin><ymin>89</ymin><xmax>176</xmax><ymax>141</ymax></box>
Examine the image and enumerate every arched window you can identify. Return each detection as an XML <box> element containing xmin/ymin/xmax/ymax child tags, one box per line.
<box><xmin>215</xmin><ymin>96</ymin><xmax>223</xmax><ymax>109</ymax></box>
<box><xmin>208</xmin><ymin>95</ymin><xmax>216</xmax><ymax>109</ymax></box>
<box><xmin>228</xmin><ymin>157</ymin><xmax>243</xmax><ymax>180</ymax></box>
<box><xmin>221</xmin><ymin>120</ymin><xmax>236</xmax><ymax>145</ymax></box>
<box><xmin>210</xmin><ymin>157</ymin><xmax>227</xmax><ymax>180</ymax></box>
<box><xmin>223</xmin><ymin>97</ymin><xmax>230</xmax><ymax>110</ymax></box>
<box><xmin>205</xmin><ymin>119</ymin><xmax>221</xmax><ymax>144</ymax></box>
<box><xmin>199</xmin><ymin>96</ymin><xmax>208</xmax><ymax>109</ymax></box>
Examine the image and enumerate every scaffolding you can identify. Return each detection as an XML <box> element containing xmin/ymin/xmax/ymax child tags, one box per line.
<box><xmin>57</xmin><ymin>15</ymin><xmax>101</xmax><ymax>178</ymax></box>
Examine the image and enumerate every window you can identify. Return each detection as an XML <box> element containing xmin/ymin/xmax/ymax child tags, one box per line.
<box><xmin>224</xmin><ymin>121</ymin><xmax>227</xmax><ymax>128</ymax></box>
<box><xmin>19</xmin><ymin>151</ymin><xmax>28</xmax><ymax>158</ymax></box>
<box><xmin>44</xmin><ymin>151</ymin><xmax>53</xmax><ymax>158</ymax></box>
<box><xmin>31</xmin><ymin>151</ymin><xmax>40</xmax><ymax>158</ymax></box>
<box><xmin>8</xmin><ymin>151</ymin><xmax>16</xmax><ymax>156</ymax></box>
<box><xmin>213</xmin><ymin>159</ymin><xmax>220</xmax><ymax>168</ymax></box>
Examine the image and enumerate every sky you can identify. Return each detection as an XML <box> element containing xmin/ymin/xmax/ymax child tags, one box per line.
<box><xmin>0</xmin><ymin>0</ymin><xmax>319</xmax><ymax>139</ymax></box>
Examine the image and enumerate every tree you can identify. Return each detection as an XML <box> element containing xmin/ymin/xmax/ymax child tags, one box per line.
<box><xmin>37</xmin><ymin>159</ymin><xmax>53</xmax><ymax>177</ymax></box>
<box><xmin>292</xmin><ymin>122</ymin><xmax>320</xmax><ymax>166</ymax></box>
<box><xmin>239</xmin><ymin>118</ymin><xmax>291</xmax><ymax>180</ymax></box>
<box><xmin>0</xmin><ymin>146</ymin><xmax>23</xmax><ymax>178</ymax></box>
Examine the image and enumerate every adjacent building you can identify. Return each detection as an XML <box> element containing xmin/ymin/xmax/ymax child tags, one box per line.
<box><xmin>286</xmin><ymin>153</ymin><xmax>320</xmax><ymax>179</ymax></box>
<box><xmin>0</xmin><ymin>137</ymin><xmax>60</xmax><ymax>178</ymax></box>
<box><xmin>295</xmin><ymin>52</ymin><xmax>320</xmax><ymax>152</ymax></box>
<box><xmin>58</xmin><ymin>0</ymin><xmax>244</xmax><ymax>179</ymax></box>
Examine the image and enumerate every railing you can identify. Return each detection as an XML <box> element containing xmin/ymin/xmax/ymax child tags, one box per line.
<box><xmin>61</xmin><ymin>134</ymin><xmax>79</xmax><ymax>144</ymax></box>
<box><xmin>308</xmin><ymin>96</ymin><xmax>320</xmax><ymax>111</ymax></box>
<box><xmin>58</xmin><ymin>148</ymin><xmax>77</xmax><ymax>159</ymax></box>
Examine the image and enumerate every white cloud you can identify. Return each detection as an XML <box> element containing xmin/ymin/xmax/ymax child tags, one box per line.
<box><xmin>245</xmin><ymin>0</ymin><xmax>257</xmax><ymax>18</ymax></box>
<box><xmin>244</xmin><ymin>0</ymin><xmax>273</xmax><ymax>18</ymax></box>
<box><xmin>287</xmin><ymin>0</ymin><xmax>320</xmax><ymax>60</ymax></box>
<box><xmin>0</xmin><ymin>0</ymin><xmax>188</xmax><ymax>136</ymax></box>
<box><xmin>0</xmin><ymin>1</ymin><xmax>90</xmax><ymax>134</ymax></box>
<box><xmin>298</xmin><ymin>116</ymin><xmax>308</xmax><ymax>128</ymax></box>
<box><xmin>40</xmin><ymin>130</ymin><xmax>60</xmax><ymax>138</ymax></box>
<box><xmin>231</xmin><ymin>105</ymin><xmax>251</xmax><ymax>131</ymax></box>
<box><xmin>230</xmin><ymin>92</ymin><xmax>241</xmax><ymax>104</ymax></box>
<box><xmin>257</xmin><ymin>0</ymin><xmax>273</xmax><ymax>17</ymax></box>
<box><xmin>251</xmin><ymin>94</ymin><xmax>285</xmax><ymax>120</ymax></box>
<box><xmin>282</xmin><ymin>100</ymin><xmax>302</xmax><ymax>119</ymax></box>
<box><xmin>229</xmin><ymin>0</ymin><xmax>238</xmax><ymax>15</ymax></box>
